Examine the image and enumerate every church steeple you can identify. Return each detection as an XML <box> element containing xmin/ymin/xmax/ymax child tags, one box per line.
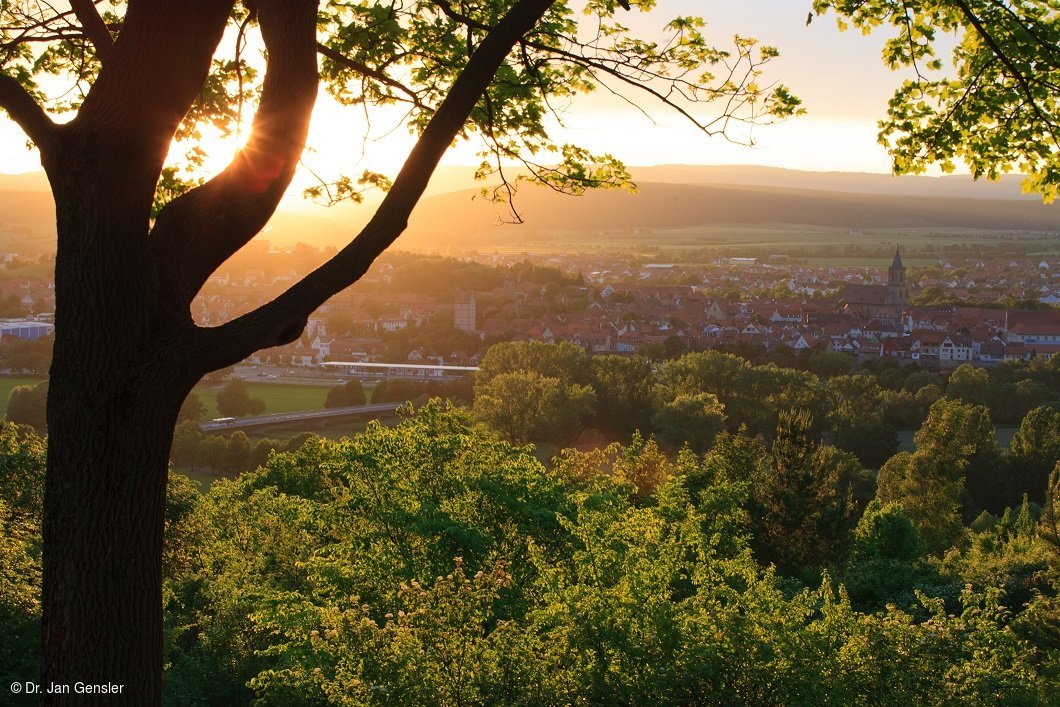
<box><xmin>890</xmin><ymin>246</ymin><xmax>904</xmax><ymax>271</ymax></box>
<box><xmin>888</xmin><ymin>246</ymin><xmax>905</xmax><ymax>286</ymax></box>
<box><xmin>888</xmin><ymin>246</ymin><xmax>908</xmax><ymax>306</ymax></box>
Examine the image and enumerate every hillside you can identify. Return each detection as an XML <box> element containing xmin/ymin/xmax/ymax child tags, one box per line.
<box><xmin>393</xmin><ymin>181</ymin><xmax>1060</xmax><ymax>251</ymax></box>
<box><xmin>1</xmin><ymin>167</ymin><xmax>1057</xmax><ymax>252</ymax></box>
<box><xmin>627</xmin><ymin>165</ymin><xmax>1036</xmax><ymax>200</ymax></box>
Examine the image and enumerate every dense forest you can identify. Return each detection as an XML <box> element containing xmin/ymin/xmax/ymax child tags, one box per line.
<box><xmin>157</xmin><ymin>343</ymin><xmax>1059</xmax><ymax>490</ymax></box>
<box><xmin>2</xmin><ymin>343</ymin><xmax>1060</xmax><ymax>703</ymax></box>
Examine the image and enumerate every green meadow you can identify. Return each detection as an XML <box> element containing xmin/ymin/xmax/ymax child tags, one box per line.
<box><xmin>193</xmin><ymin>381</ymin><xmax>333</xmax><ymax>419</ymax></box>
<box><xmin>480</xmin><ymin>223</ymin><xmax>1060</xmax><ymax>261</ymax></box>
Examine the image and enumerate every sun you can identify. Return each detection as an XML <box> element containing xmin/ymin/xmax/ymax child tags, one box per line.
<box><xmin>162</xmin><ymin>90</ymin><xmax>444</xmax><ymax>200</ymax></box>
<box><xmin>0</xmin><ymin>118</ymin><xmax>45</xmax><ymax>173</ymax></box>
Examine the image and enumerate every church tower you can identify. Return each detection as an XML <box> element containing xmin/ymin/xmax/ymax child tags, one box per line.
<box><xmin>888</xmin><ymin>246</ymin><xmax>908</xmax><ymax>307</ymax></box>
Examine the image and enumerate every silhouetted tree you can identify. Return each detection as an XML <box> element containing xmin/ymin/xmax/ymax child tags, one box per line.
<box><xmin>591</xmin><ymin>355</ymin><xmax>656</xmax><ymax>435</ymax></box>
<box><xmin>1010</xmin><ymin>405</ymin><xmax>1060</xmax><ymax>505</ymax></box>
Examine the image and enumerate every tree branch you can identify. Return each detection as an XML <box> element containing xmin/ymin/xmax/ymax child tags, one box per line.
<box><xmin>193</xmin><ymin>0</ymin><xmax>558</xmax><ymax>371</ymax></box>
<box><xmin>72</xmin><ymin>0</ymin><xmax>234</xmax><ymax>209</ymax></box>
<box><xmin>69</xmin><ymin>0</ymin><xmax>114</xmax><ymax>62</ymax></box>
<box><xmin>0</xmin><ymin>74</ymin><xmax>57</xmax><ymax>151</ymax></box>
<box><xmin>317</xmin><ymin>42</ymin><xmax>426</xmax><ymax>109</ymax></box>
<box><xmin>151</xmin><ymin>0</ymin><xmax>319</xmax><ymax>302</ymax></box>
<box><xmin>434</xmin><ymin>0</ymin><xmax>769</xmax><ymax>140</ymax></box>
<box><xmin>951</xmin><ymin>0</ymin><xmax>1060</xmax><ymax>149</ymax></box>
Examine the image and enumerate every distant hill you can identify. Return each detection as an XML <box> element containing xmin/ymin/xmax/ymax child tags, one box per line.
<box><xmin>0</xmin><ymin>171</ymin><xmax>49</xmax><ymax>192</ymax></box>
<box><xmin>1</xmin><ymin>167</ymin><xmax>1055</xmax><ymax>251</ymax></box>
<box><xmin>0</xmin><ymin>190</ymin><xmax>57</xmax><ymax>224</ymax></box>
<box><xmin>259</xmin><ymin>211</ymin><xmax>356</xmax><ymax>248</ymax></box>
<box><xmin>626</xmin><ymin>165</ymin><xmax>1036</xmax><ymax>200</ymax></box>
<box><xmin>390</xmin><ymin>181</ymin><xmax>1060</xmax><ymax>250</ymax></box>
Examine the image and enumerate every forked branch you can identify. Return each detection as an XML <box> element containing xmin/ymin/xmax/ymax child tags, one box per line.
<box><xmin>194</xmin><ymin>0</ymin><xmax>559</xmax><ymax>370</ymax></box>
<box><xmin>75</xmin><ymin>0</ymin><xmax>233</xmax><ymax>181</ymax></box>
<box><xmin>151</xmin><ymin>0</ymin><xmax>319</xmax><ymax>301</ymax></box>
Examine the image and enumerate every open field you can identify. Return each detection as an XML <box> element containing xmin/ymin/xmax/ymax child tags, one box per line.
<box><xmin>465</xmin><ymin>222</ymin><xmax>1060</xmax><ymax>262</ymax></box>
<box><xmin>193</xmin><ymin>381</ymin><xmax>334</xmax><ymax>419</ymax></box>
<box><xmin>402</xmin><ymin>180</ymin><xmax>1060</xmax><ymax>252</ymax></box>
<box><xmin>0</xmin><ymin>376</ymin><xmax>365</xmax><ymax>421</ymax></box>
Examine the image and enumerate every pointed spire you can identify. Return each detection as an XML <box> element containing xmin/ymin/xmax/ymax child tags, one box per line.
<box><xmin>890</xmin><ymin>246</ymin><xmax>904</xmax><ymax>270</ymax></box>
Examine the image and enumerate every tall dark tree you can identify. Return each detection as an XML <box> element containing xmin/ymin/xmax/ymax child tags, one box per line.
<box><xmin>0</xmin><ymin>2</ymin><xmax>801</xmax><ymax>699</ymax></box>
<box><xmin>824</xmin><ymin>374</ymin><xmax>898</xmax><ymax>468</ymax></box>
<box><xmin>221</xmin><ymin>431</ymin><xmax>252</xmax><ymax>473</ymax></box>
<box><xmin>590</xmin><ymin>354</ymin><xmax>656</xmax><ymax>435</ymax></box>
<box><xmin>751</xmin><ymin>408</ymin><xmax>860</xmax><ymax>576</ymax></box>
<box><xmin>651</xmin><ymin>392</ymin><xmax>727</xmax><ymax>454</ymax></box>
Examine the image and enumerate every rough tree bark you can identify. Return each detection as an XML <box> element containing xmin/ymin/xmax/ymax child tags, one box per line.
<box><xmin>0</xmin><ymin>0</ymin><xmax>558</xmax><ymax>703</ymax></box>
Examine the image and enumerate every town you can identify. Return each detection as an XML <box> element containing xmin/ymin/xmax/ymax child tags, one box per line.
<box><xmin>1</xmin><ymin>238</ymin><xmax>1059</xmax><ymax>374</ymax></box>
<box><xmin>196</xmin><ymin>241</ymin><xmax>1060</xmax><ymax>369</ymax></box>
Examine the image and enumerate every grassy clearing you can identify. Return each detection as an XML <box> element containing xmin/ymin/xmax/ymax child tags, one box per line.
<box><xmin>193</xmin><ymin>381</ymin><xmax>332</xmax><ymax>418</ymax></box>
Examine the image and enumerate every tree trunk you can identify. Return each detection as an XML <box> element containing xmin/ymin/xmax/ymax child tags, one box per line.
<box><xmin>42</xmin><ymin>374</ymin><xmax>182</xmax><ymax>705</ymax></box>
<box><xmin>40</xmin><ymin>168</ymin><xmax>196</xmax><ymax>705</ymax></box>
<box><xmin>29</xmin><ymin>0</ymin><xmax>558</xmax><ymax>700</ymax></box>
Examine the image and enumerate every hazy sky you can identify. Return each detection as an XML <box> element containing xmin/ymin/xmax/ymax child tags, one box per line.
<box><xmin>0</xmin><ymin>1</ymin><xmax>920</xmax><ymax>178</ymax></box>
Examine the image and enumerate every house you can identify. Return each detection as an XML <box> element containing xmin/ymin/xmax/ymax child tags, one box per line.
<box><xmin>1007</xmin><ymin>322</ymin><xmax>1060</xmax><ymax>345</ymax></box>
<box><xmin>939</xmin><ymin>335</ymin><xmax>973</xmax><ymax>364</ymax></box>
<box><xmin>977</xmin><ymin>339</ymin><xmax>1006</xmax><ymax>364</ymax></box>
<box><xmin>1004</xmin><ymin>342</ymin><xmax>1030</xmax><ymax>362</ymax></box>
<box><xmin>310</xmin><ymin>336</ymin><xmax>333</xmax><ymax>361</ymax></box>
<box><xmin>379</xmin><ymin>316</ymin><xmax>408</xmax><ymax>332</ymax></box>
<box><xmin>915</xmin><ymin>331</ymin><xmax>944</xmax><ymax>360</ymax></box>
<box><xmin>704</xmin><ymin>301</ymin><xmax>729</xmax><ymax>321</ymax></box>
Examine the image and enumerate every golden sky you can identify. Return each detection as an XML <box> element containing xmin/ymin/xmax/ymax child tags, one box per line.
<box><xmin>0</xmin><ymin>1</ymin><xmax>916</xmax><ymax>179</ymax></box>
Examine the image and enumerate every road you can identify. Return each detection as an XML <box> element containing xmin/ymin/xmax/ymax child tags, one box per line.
<box><xmin>232</xmin><ymin>364</ymin><xmax>346</xmax><ymax>385</ymax></box>
<box><xmin>199</xmin><ymin>401</ymin><xmax>401</xmax><ymax>432</ymax></box>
